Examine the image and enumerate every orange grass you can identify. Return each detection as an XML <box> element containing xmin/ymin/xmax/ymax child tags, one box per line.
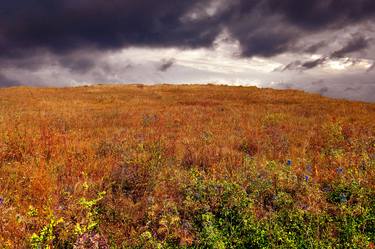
<box><xmin>0</xmin><ymin>84</ymin><xmax>374</xmax><ymax>247</ymax></box>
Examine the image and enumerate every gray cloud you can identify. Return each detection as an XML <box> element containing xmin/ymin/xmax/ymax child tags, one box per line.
<box><xmin>318</xmin><ymin>86</ymin><xmax>329</xmax><ymax>95</ymax></box>
<box><xmin>281</xmin><ymin>34</ymin><xmax>373</xmax><ymax>71</ymax></box>
<box><xmin>0</xmin><ymin>0</ymin><xmax>375</xmax><ymax>102</ymax></box>
<box><xmin>158</xmin><ymin>58</ymin><xmax>176</xmax><ymax>72</ymax></box>
<box><xmin>345</xmin><ymin>86</ymin><xmax>361</xmax><ymax>92</ymax></box>
<box><xmin>1</xmin><ymin>0</ymin><xmax>375</xmax><ymax>62</ymax></box>
<box><xmin>0</xmin><ymin>72</ymin><xmax>21</xmax><ymax>87</ymax></box>
<box><xmin>303</xmin><ymin>41</ymin><xmax>327</xmax><ymax>53</ymax></box>
<box><xmin>277</xmin><ymin>57</ymin><xmax>327</xmax><ymax>71</ymax></box>
<box><xmin>301</xmin><ymin>57</ymin><xmax>327</xmax><ymax>70</ymax></box>
<box><xmin>331</xmin><ymin>35</ymin><xmax>371</xmax><ymax>58</ymax></box>
<box><xmin>59</xmin><ymin>57</ymin><xmax>96</xmax><ymax>74</ymax></box>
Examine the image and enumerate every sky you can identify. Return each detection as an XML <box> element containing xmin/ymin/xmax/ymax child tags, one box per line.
<box><xmin>0</xmin><ymin>0</ymin><xmax>375</xmax><ymax>102</ymax></box>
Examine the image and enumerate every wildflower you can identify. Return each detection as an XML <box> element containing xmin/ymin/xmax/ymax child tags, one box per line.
<box><xmin>306</xmin><ymin>164</ymin><xmax>312</xmax><ymax>173</ymax></box>
<box><xmin>339</xmin><ymin>193</ymin><xmax>347</xmax><ymax>203</ymax></box>
<box><xmin>304</xmin><ymin>175</ymin><xmax>310</xmax><ymax>182</ymax></box>
<box><xmin>74</xmin><ymin>232</ymin><xmax>109</xmax><ymax>249</ymax></box>
<box><xmin>287</xmin><ymin>159</ymin><xmax>292</xmax><ymax>166</ymax></box>
<box><xmin>336</xmin><ymin>167</ymin><xmax>344</xmax><ymax>174</ymax></box>
<box><xmin>301</xmin><ymin>204</ymin><xmax>309</xmax><ymax>210</ymax></box>
<box><xmin>322</xmin><ymin>184</ymin><xmax>331</xmax><ymax>193</ymax></box>
<box><xmin>27</xmin><ymin>205</ymin><xmax>38</xmax><ymax>217</ymax></box>
<box><xmin>0</xmin><ymin>197</ymin><xmax>3</xmax><ymax>205</ymax></box>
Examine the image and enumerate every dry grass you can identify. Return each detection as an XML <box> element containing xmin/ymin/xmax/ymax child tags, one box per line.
<box><xmin>0</xmin><ymin>84</ymin><xmax>374</xmax><ymax>248</ymax></box>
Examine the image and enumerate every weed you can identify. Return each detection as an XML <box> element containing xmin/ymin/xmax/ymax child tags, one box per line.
<box><xmin>30</xmin><ymin>215</ymin><xmax>64</xmax><ymax>249</ymax></box>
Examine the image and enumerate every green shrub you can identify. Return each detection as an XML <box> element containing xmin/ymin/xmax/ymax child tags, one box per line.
<box><xmin>181</xmin><ymin>170</ymin><xmax>268</xmax><ymax>248</ymax></box>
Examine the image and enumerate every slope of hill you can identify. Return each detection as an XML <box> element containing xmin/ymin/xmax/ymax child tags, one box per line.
<box><xmin>0</xmin><ymin>84</ymin><xmax>374</xmax><ymax>248</ymax></box>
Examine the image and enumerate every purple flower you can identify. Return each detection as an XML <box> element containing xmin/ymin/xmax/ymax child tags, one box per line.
<box><xmin>0</xmin><ymin>197</ymin><xmax>4</xmax><ymax>205</ymax></box>
<box><xmin>306</xmin><ymin>164</ymin><xmax>312</xmax><ymax>173</ymax></box>
<box><xmin>74</xmin><ymin>232</ymin><xmax>109</xmax><ymax>249</ymax></box>
<box><xmin>301</xmin><ymin>204</ymin><xmax>309</xmax><ymax>210</ymax></box>
<box><xmin>336</xmin><ymin>167</ymin><xmax>344</xmax><ymax>174</ymax></box>
<box><xmin>304</xmin><ymin>176</ymin><xmax>310</xmax><ymax>182</ymax></box>
<box><xmin>322</xmin><ymin>185</ymin><xmax>331</xmax><ymax>193</ymax></box>
<box><xmin>287</xmin><ymin>160</ymin><xmax>292</xmax><ymax>166</ymax></box>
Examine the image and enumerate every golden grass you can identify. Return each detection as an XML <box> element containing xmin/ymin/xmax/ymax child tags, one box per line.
<box><xmin>0</xmin><ymin>84</ymin><xmax>374</xmax><ymax>247</ymax></box>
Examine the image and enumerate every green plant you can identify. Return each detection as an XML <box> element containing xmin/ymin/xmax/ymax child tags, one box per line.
<box><xmin>30</xmin><ymin>215</ymin><xmax>64</xmax><ymax>249</ymax></box>
<box><xmin>181</xmin><ymin>170</ymin><xmax>268</xmax><ymax>248</ymax></box>
<box><xmin>75</xmin><ymin>191</ymin><xmax>106</xmax><ymax>236</ymax></box>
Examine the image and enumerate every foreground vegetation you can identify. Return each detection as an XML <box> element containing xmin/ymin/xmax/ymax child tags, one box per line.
<box><xmin>0</xmin><ymin>84</ymin><xmax>374</xmax><ymax>248</ymax></box>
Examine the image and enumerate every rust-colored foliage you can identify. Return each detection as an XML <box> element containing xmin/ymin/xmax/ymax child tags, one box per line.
<box><xmin>0</xmin><ymin>84</ymin><xmax>374</xmax><ymax>247</ymax></box>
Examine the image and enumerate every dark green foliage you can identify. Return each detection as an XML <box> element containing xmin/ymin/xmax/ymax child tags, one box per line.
<box><xmin>181</xmin><ymin>171</ymin><xmax>267</xmax><ymax>248</ymax></box>
<box><xmin>132</xmin><ymin>170</ymin><xmax>375</xmax><ymax>249</ymax></box>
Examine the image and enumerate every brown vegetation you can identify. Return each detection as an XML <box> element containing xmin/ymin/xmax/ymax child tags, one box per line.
<box><xmin>0</xmin><ymin>84</ymin><xmax>374</xmax><ymax>248</ymax></box>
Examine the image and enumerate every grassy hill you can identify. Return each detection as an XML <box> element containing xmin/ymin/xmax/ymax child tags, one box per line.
<box><xmin>0</xmin><ymin>84</ymin><xmax>374</xmax><ymax>248</ymax></box>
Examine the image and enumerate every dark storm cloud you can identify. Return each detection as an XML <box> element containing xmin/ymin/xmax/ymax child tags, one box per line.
<box><xmin>266</xmin><ymin>0</ymin><xmax>375</xmax><ymax>30</ymax></box>
<box><xmin>277</xmin><ymin>57</ymin><xmax>327</xmax><ymax>71</ymax></box>
<box><xmin>303</xmin><ymin>41</ymin><xmax>327</xmax><ymax>54</ymax></box>
<box><xmin>331</xmin><ymin>35</ymin><xmax>370</xmax><ymax>58</ymax></box>
<box><xmin>158</xmin><ymin>58</ymin><xmax>176</xmax><ymax>72</ymax></box>
<box><xmin>59</xmin><ymin>57</ymin><xmax>96</xmax><ymax>73</ymax></box>
<box><xmin>223</xmin><ymin>0</ymin><xmax>375</xmax><ymax>57</ymax></box>
<box><xmin>0</xmin><ymin>0</ymin><xmax>375</xmax><ymax>103</ymax></box>
<box><xmin>0</xmin><ymin>54</ymin><xmax>51</xmax><ymax>72</ymax></box>
<box><xmin>281</xmin><ymin>34</ymin><xmax>372</xmax><ymax>71</ymax></box>
<box><xmin>274</xmin><ymin>60</ymin><xmax>302</xmax><ymax>72</ymax></box>
<box><xmin>0</xmin><ymin>0</ymin><xmax>218</xmax><ymax>58</ymax></box>
<box><xmin>279</xmin><ymin>61</ymin><xmax>302</xmax><ymax>72</ymax></box>
<box><xmin>1</xmin><ymin>0</ymin><xmax>375</xmax><ymax>62</ymax></box>
<box><xmin>301</xmin><ymin>57</ymin><xmax>327</xmax><ymax>69</ymax></box>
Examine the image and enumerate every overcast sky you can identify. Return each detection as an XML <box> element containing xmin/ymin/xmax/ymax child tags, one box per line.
<box><xmin>1</xmin><ymin>0</ymin><xmax>375</xmax><ymax>102</ymax></box>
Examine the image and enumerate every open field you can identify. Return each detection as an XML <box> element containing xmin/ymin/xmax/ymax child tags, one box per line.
<box><xmin>0</xmin><ymin>84</ymin><xmax>374</xmax><ymax>248</ymax></box>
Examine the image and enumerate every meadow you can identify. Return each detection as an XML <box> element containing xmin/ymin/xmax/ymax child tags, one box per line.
<box><xmin>0</xmin><ymin>84</ymin><xmax>374</xmax><ymax>248</ymax></box>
